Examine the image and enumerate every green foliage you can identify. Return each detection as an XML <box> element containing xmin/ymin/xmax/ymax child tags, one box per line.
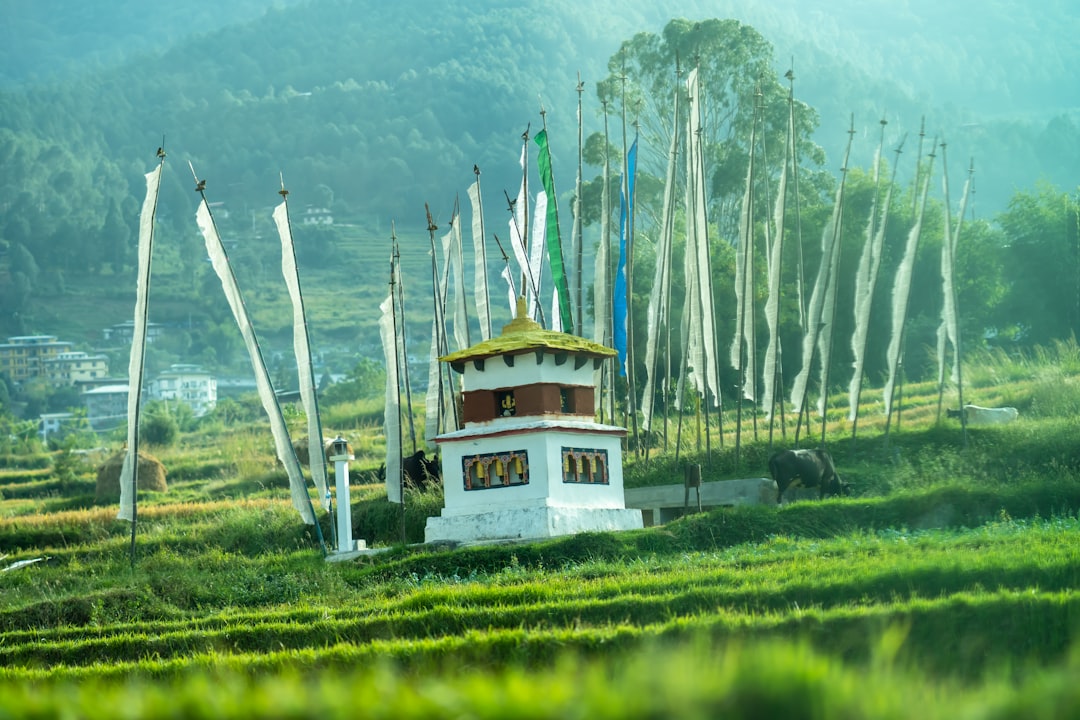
<box><xmin>597</xmin><ymin>18</ymin><xmax>825</xmax><ymax>209</ymax></box>
<box><xmin>202</xmin><ymin>397</ymin><xmax>261</xmax><ymax>427</ymax></box>
<box><xmin>49</xmin><ymin>437</ymin><xmax>87</xmax><ymax>490</ymax></box>
<box><xmin>0</xmin><ymin>453</ymin><xmax>50</xmax><ymax>471</ymax></box>
<box><xmin>141</xmin><ymin>407</ymin><xmax>179</xmax><ymax>447</ymax></box>
<box><xmin>0</xmin><ymin>2</ymin><xmax>1076</xmax><ymax>366</ymax></box>
<box><xmin>2</xmin><ymin>637</ymin><xmax>1079</xmax><ymax>719</ymax></box>
<box><xmin>320</xmin><ymin>357</ymin><xmax>386</xmax><ymax>406</ymax></box>
<box><xmin>351</xmin><ymin>485</ymin><xmax>445</xmax><ymax>546</ymax></box>
<box><xmin>0</xmin><ymin>417</ymin><xmax>42</xmax><ymax>456</ymax></box>
<box><xmin>3</xmin><ymin>515</ymin><xmax>1080</xmax><ymax>712</ymax></box>
<box><xmin>996</xmin><ymin>184</ymin><xmax>1080</xmax><ymax>346</ymax></box>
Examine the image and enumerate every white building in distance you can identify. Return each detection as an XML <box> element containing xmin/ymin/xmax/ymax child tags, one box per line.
<box><xmin>83</xmin><ymin>384</ymin><xmax>129</xmax><ymax>432</ymax></box>
<box><xmin>148</xmin><ymin>364</ymin><xmax>217</xmax><ymax>417</ymax></box>
<box><xmin>42</xmin><ymin>350</ymin><xmax>109</xmax><ymax>386</ymax></box>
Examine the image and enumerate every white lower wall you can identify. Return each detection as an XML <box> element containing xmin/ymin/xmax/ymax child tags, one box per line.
<box><xmin>425</xmin><ymin>506</ymin><xmax>643</xmax><ymax>544</ymax></box>
<box><xmin>430</xmin><ymin>422</ymin><xmax>640</xmax><ymax>543</ymax></box>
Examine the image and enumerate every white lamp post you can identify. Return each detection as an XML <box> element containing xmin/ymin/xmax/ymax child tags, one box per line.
<box><xmin>327</xmin><ymin>436</ymin><xmax>357</xmax><ymax>553</ymax></box>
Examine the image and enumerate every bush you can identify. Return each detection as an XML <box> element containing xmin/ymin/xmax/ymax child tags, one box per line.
<box><xmin>320</xmin><ymin>357</ymin><xmax>385</xmax><ymax>406</ymax></box>
<box><xmin>141</xmin><ymin>411</ymin><xmax>178</xmax><ymax>447</ymax></box>
<box><xmin>351</xmin><ymin>484</ymin><xmax>443</xmax><ymax>546</ymax></box>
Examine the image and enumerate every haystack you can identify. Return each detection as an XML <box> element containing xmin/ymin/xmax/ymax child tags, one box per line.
<box><xmin>293</xmin><ymin>435</ymin><xmax>341</xmax><ymax>466</ymax></box>
<box><xmin>293</xmin><ymin>436</ymin><xmax>314</xmax><ymax>466</ymax></box>
<box><xmin>95</xmin><ymin>450</ymin><xmax>168</xmax><ymax>503</ymax></box>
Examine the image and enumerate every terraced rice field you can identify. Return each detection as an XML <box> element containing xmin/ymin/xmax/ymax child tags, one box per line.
<box><xmin>3</xmin><ymin>346</ymin><xmax>1080</xmax><ymax>716</ymax></box>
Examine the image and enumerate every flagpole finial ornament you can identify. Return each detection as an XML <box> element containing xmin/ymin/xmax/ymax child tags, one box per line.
<box><xmin>188</xmin><ymin>162</ymin><xmax>205</xmax><ymax>193</ymax></box>
<box><xmin>473</xmin><ymin>164</ymin><xmax>480</xmax><ymax>177</ymax></box>
<box><xmin>425</xmin><ymin>202</ymin><xmax>437</xmax><ymax>234</ymax></box>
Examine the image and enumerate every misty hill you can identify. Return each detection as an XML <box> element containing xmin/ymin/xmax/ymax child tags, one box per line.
<box><xmin>2</xmin><ymin>0</ymin><xmax>1076</xmax><ymax>225</ymax></box>
<box><xmin>0</xmin><ymin>0</ymin><xmax>309</xmax><ymax>87</ymax></box>
<box><xmin>0</xmin><ymin>0</ymin><xmax>1076</xmax><ymax>362</ymax></box>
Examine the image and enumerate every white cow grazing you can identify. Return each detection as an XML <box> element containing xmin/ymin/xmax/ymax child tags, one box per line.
<box><xmin>946</xmin><ymin>404</ymin><xmax>1019</xmax><ymax>425</ymax></box>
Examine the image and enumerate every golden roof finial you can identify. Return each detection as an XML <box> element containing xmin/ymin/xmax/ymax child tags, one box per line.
<box><xmin>500</xmin><ymin>296</ymin><xmax>542</xmax><ymax>335</ymax></box>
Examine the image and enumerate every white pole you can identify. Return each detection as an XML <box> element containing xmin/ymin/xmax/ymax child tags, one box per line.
<box><xmin>328</xmin><ymin>437</ymin><xmax>355</xmax><ymax>553</ymax></box>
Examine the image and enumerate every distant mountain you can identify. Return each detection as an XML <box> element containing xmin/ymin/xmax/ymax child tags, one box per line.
<box><xmin>4</xmin><ymin>0</ymin><xmax>1075</xmax><ymax>121</ymax></box>
<box><xmin>0</xmin><ymin>0</ymin><xmax>309</xmax><ymax>87</ymax></box>
<box><xmin>1</xmin><ymin>0</ymin><xmax>1073</xmax><ymax>225</ymax></box>
<box><xmin>0</xmin><ymin>0</ymin><xmax>1075</xmax><ymax>351</ymax></box>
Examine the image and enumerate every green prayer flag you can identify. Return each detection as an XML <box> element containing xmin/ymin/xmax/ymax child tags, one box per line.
<box><xmin>535</xmin><ymin>129</ymin><xmax>574</xmax><ymax>332</ymax></box>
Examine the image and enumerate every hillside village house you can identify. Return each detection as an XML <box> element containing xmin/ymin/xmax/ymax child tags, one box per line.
<box><xmin>0</xmin><ymin>335</ymin><xmax>74</xmax><ymax>383</ymax></box>
<box><xmin>147</xmin><ymin>364</ymin><xmax>217</xmax><ymax>417</ymax></box>
<box><xmin>82</xmin><ymin>383</ymin><xmax>129</xmax><ymax>432</ymax></box>
<box><xmin>78</xmin><ymin>365</ymin><xmax>217</xmax><ymax>432</ymax></box>
<box><xmin>4</xmin><ymin>326</ymin><xmax>218</xmax><ymax>431</ymax></box>
<box><xmin>102</xmin><ymin>320</ymin><xmax>164</xmax><ymax>345</ymax></box>
<box><xmin>301</xmin><ymin>206</ymin><xmax>333</xmax><ymax>225</ymax></box>
<box><xmin>42</xmin><ymin>350</ymin><xmax>109</xmax><ymax>385</ymax></box>
<box><xmin>39</xmin><ymin>412</ymin><xmax>75</xmax><ymax>441</ymax></box>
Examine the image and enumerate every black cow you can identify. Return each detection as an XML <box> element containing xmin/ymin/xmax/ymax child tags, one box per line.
<box><xmin>376</xmin><ymin>450</ymin><xmax>442</xmax><ymax>490</ymax></box>
<box><xmin>403</xmin><ymin>450</ymin><xmax>441</xmax><ymax>489</ymax></box>
<box><xmin>767</xmin><ymin>448</ymin><xmax>845</xmax><ymax>504</ymax></box>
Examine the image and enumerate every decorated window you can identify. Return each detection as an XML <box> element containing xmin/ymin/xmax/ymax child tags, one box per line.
<box><xmin>496</xmin><ymin>390</ymin><xmax>517</xmax><ymax>417</ymax></box>
<box><xmin>462</xmin><ymin>450</ymin><xmax>529</xmax><ymax>490</ymax></box>
<box><xmin>561</xmin><ymin>447</ymin><xmax>609</xmax><ymax>484</ymax></box>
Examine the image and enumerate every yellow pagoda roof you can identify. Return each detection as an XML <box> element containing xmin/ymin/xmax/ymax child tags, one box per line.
<box><xmin>439</xmin><ymin>298</ymin><xmax>616</xmax><ymax>365</ymax></box>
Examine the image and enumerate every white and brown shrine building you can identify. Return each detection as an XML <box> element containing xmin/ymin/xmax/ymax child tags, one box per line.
<box><xmin>424</xmin><ymin>300</ymin><xmax>644</xmax><ymax>544</ymax></box>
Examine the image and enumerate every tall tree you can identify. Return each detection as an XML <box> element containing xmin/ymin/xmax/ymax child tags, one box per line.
<box><xmin>998</xmin><ymin>184</ymin><xmax>1080</xmax><ymax>345</ymax></box>
<box><xmin>595</xmin><ymin>18</ymin><xmax>824</xmax><ymax>238</ymax></box>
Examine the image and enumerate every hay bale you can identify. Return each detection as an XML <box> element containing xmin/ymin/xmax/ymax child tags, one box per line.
<box><xmin>95</xmin><ymin>451</ymin><xmax>167</xmax><ymax>502</ymax></box>
<box><xmin>294</xmin><ymin>436</ymin><xmax>341</xmax><ymax>465</ymax></box>
<box><xmin>293</xmin><ymin>436</ymin><xmax>313</xmax><ymax>466</ymax></box>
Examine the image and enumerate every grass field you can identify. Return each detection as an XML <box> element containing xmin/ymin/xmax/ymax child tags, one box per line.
<box><xmin>2</xmin><ymin>343</ymin><xmax>1080</xmax><ymax>717</ymax></box>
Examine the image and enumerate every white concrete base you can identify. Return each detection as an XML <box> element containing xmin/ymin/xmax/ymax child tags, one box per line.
<box><xmin>624</xmin><ymin>477</ymin><xmax>777</xmax><ymax>511</ymax></box>
<box><xmin>624</xmin><ymin>477</ymin><xmax>778</xmax><ymax>526</ymax></box>
<box><xmin>425</xmin><ymin>505</ymin><xmax>644</xmax><ymax>544</ymax></box>
<box><xmin>323</xmin><ymin>539</ymin><xmax>377</xmax><ymax>563</ymax></box>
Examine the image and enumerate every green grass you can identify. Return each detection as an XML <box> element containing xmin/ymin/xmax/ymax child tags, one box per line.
<box><xmin>3</xmin><ymin>639</ymin><xmax>1078</xmax><ymax>719</ymax></box>
<box><xmin>4</xmin><ymin>342</ymin><xmax>1080</xmax><ymax>715</ymax></box>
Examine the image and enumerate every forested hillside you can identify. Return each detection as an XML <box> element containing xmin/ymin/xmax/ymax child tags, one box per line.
<box><xmin>2</xmin><ymin>0</ymin><xmax>1075</xmax><ymax>235</ymax></box>
<box><xmin>0</xmin><ymin>0</ymin><xmax>1076</xmax><ymax>394</ymax></box>
<box><xmin>0</xmin><ymin>0</ymin><xmax>310</xmax><ymax>87</ymax></box>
